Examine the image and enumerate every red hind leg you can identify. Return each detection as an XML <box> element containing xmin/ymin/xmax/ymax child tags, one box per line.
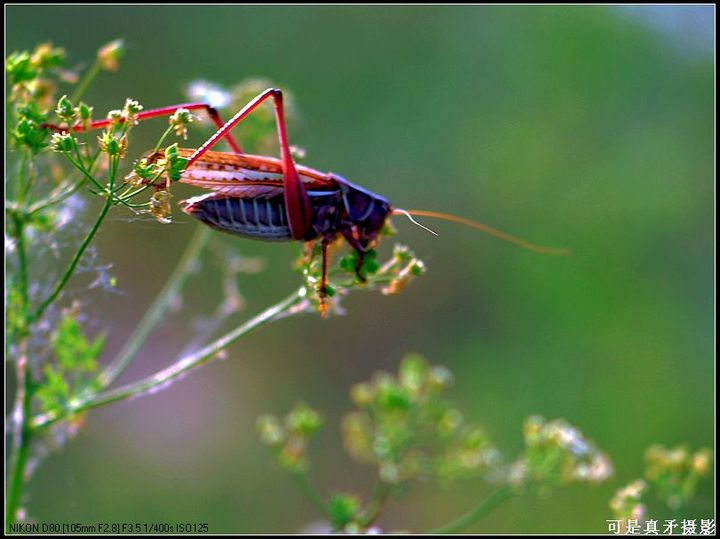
<box><xmin>185</xmin><ymin>88</ymin><xmax>313</xmax><ymax>241</ymax></box>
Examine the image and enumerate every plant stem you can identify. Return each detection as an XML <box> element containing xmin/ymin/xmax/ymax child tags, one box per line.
<box><xmin>29</xmin><ymin>176</ymin><xmax>88</xmax><ymax>215</ymax></box>
<box><xmin>429</xmin><ymin>485</ymin><xmax>515</xmax><ymax>534</ymax></box>
<box><xmin>359</xmin><ymin>481</ymin><xmax>390</xmax><ymax>527</ymax></box>
<box><xmin>100</xmin><ymin>225</ymin><xmax>211</xmax><ymax>388</ymax></box>
<box><xmin>29</xmin><ymin>189</ymin><xmax>113</xmax><ymax>324</ymax></box>
<box><xmin>290</xmin><ymin>472</ymin><xmax>327</xmax><ymax>514</ymax></box>
<box><xmin>152</xmin><ymin>124</ymin><xmax>175</xmax><ymax>154</ymax></box>
<box><xmin>7</xmin><ymin>215</ymin><xmax>34</xmax><ymax>527</ymax></box>
<box><xmin>12</xmin><ymin>214</ymin><xmax>29</xmax><ymax>316</ymax></box>
<box><xmin>7</xmin><ymin>339</ymin><xmax>33</xmax><ymax>529</ymax></box>
<box><xmin>32</xmin><ymin>288</ymin><xmax>306</xmax><ymax>430</ymax></box>
<box><xmin>70</xmin><ymin>61</ymin><xmax>101</xmax><ymax>104</ymax></box>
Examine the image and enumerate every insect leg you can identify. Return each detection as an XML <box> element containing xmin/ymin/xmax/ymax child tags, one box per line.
<box><xmin>319</xmin><ymin>237</ymin><xmax>331</xmax><ymax>318</ymax></box>
<box><xmin>320</xmin><ymin>237</ymin><xmax>331</xmax><ymax>295</ymax></box>
<box><xmin>341</xmin><ymin>228</ymin><xmax>368</xmax><ymax>283</ymax></box>
<box><xmin>185</xmin><ymin>89</ymin><xmax>313</xmax><ymax>241</ymax></box>
<box><xmin>43</xmin><ymin>103</ymin><xmax>243</xmax><ymax>154</ymax></box>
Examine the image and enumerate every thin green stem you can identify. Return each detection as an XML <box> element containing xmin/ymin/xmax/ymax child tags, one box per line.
<box><xmin>7</xmin><ymin>152</ymin><xmax>34</xmax><ymax>528</ymax></box>
<box><xmin>29</xmin><ymin>146</ymin><xmax>101</xmax><ymax>214</ymax></box>
<box><xmin>15</xmin><ymin>149</ymin><xmax>29</xmax><ymax>204</ymax></box>
<box><xmin>29</xmin><ymin>176</ymin><xmax>88</xmax><ymax>215</ymax></box>
<box><xmin>429</xmin><ymin>485</ymin><xmax>516</xmax><ymax>534</ymax></box>
<box><xmin>32</xmin><ymin>288</ymin><xmax>306</xmax><ymax>430</ymax></box>
<box><xmin>18</xmin><ymin>155</ymin><xmax>36</xmax><ymax>205</ymax></box>
<box><xmin>12</xmin><ymin>214</ymin><xmax>30</xmax><ymax>316</ymax></box>
<box><xmin>61</xmin><ymin>151</ymin><xmax>109</xmax><ymax>197</ymax></box>
<box><xmin>30</xmin><ymin>149</ymin><xmax>103</xmax><ymax>215</ymax></box>
<box><xmin>290</xmin><ymin>472</ymin><xmax>328</xmax><ymax>514</ymax></box>
<box><xmin>117</xmin><ymin>172</ymin><xmax>164</xmax><ymax>202</ymax></box>
<box><xmin>7</xmin><ymin>218</ymin><xmax>33</xmax><ymax>524</ymax></box>
<box><xmin>153</xmin><ymin>124</ymin><xmax>175</xmax><ymax>154</ymax></box>
<box><xmin>70</xmin><ymin>61</ymin><xmax>101</xmax><ymax>103</ymax></box>
<box><xmin>29</xmin><ymin>187</ymin><xmax>113</xmax><ymax>325</ymax></box>
<box><xmin>7</xmin><ymin>339</ymin><xmax>33</xmax><ymax>528</ymax></box>
<box><xmin>99</xmin><ymin>225</ymin><xmax>212</xmax><ymax>388</ymax></box>
<box><xmin>359</xmin><ymin>481</ymin><xmax>390</xmax><ymax>527</ymax></box>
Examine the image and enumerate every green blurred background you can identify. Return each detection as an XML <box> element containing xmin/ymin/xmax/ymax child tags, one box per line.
<box><xmin>6</xmin><ymin>5</ymin><xmax>714</xmax><ymax>533</ymax></box>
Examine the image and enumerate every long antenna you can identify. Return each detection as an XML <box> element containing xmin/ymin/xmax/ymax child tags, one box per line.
<box><xmin>393</xmin><ymin>208</ymin><xmax>439</xmax><ymax>236</ymax></box>
<box><xmin>393</xmin><ymin>209</ymin><xmax>570</xmax><ymax>256</ymax></box>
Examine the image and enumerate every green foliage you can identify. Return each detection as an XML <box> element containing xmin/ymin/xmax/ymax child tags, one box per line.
<box><xmin>645</xmin><ymin>445</ymin><xmax>712</xmax><ymax>511</ymax></box>
<box><xmin>257</xmin><ymin>355</ymin><xmax>615</xmax><ymax>533</ymax></box>
<box><xmin>512</xmin><ymin>415</ymin><xmax>613</xmax><ymax>491</ymax></box>
<box><xmin>328</xmin><ymin>493</ymin><xmax>362</xmax><ymax>530</ymax></box>
<box><xmin>257</xmin><ymin>402</ymin><xmax>324</xmax><ymax>474</ymax></box>
<box><xmin>13</xmin><ymin>105</ymin><xmax>50</xmax><ymax>154</ymax></box>
<box><xmin>610</xmin><ymin>444</ymin><xmax>713</xmax><ymax>525</ymax></box>
<box><xmin>51</xmin><ymin>311</ymin><xmax>105</xmax><ymax>372</ymax></box>
<box><xmin>35</xmin><ymin>310</ymin><xmax>104</xmax><ymax>415</ymax></box>
<box><xmin>342</xmin><ymin>354</ymin><xmax>498</xmax><ymax>485</ymax></box>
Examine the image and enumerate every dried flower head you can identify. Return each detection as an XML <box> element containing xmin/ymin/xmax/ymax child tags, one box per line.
<box><xmin>169</xmin><ymin>108</ymin><xmax>194</xmax><ymax>139</ymax></box>
<box><xmin>97</xmin><ymin>39</ymin><xmax>124</xmax><ymax>72</ymax></box>
<box><xmin>122</xmin><ymin>98</ymin><xmax>143</xmax><ymax>125</ymax></box>
<box><xmin>149</xmin><ymin>190</ymin><xmax>172</xmax><ymax>224</ymax></box>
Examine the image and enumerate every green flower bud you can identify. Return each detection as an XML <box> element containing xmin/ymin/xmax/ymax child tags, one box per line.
<box><xmin>50</xmin><ymin>132</ymin><xmax>75</xmax><ymax>153</ymax></box>
<box><xmin>399</xmin><ymin>354</ymin><xmax>429</xmax><ymax>395</ymax></box>
<box><xmin>98</xmin><ymin>131</ymin><xmax>127</xmax><ymax>158</ymax></box>
<box><xmin>76</xmin><ymin>102</ymin><xmax>93</xmax><ymax>129</ymax></box>
<box><xmin>328</xmin><ymin>493</ymin><xmax>361</xmax><ymax>530</ymax></box>
<box><xmin>55</xmin><ymin>94</ymin><xmax>75</xmax><ymax>123</ymax></box>
<box><xmin>285</xmin><ymin>402</ymin><xmax>323</xmax><ymax>437</ymax></box>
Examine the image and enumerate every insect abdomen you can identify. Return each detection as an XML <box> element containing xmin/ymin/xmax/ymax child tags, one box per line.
<box><xmin>181</xmin><ymin>192</ymin><xmax>293</xmax><ymax>241</ymax></box>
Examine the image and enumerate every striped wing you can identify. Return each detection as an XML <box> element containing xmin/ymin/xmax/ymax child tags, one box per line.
<box><xmin>175</xmin><ymin>149</ymin><xmax>335</xmax><ymax>198</ymax></box>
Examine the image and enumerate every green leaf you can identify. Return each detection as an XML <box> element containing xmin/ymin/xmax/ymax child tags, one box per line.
<box><xmin>6</xmin><ymin>51</ymin><xmax>37</xmax><ymax>85</ymax></box>
<box><xmin>51</xmin><ymin>313</ymin><xmax>105</xmax><ymax>372</ymax></box>
<box><xmin>35</xmin><ymin>365</ymin><xmax>71</xmax><ymax>414</ymax></box>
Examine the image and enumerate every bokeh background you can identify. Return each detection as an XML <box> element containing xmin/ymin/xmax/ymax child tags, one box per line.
<box><xmin>6</xmin><ymin>5</ymin><xmax>714</xmax><ymax>533</ymax></box>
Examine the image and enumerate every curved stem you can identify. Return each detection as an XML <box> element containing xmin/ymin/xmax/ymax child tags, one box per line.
<box><xmin>29</xmin><ymin>149</ymin><xmax>102</xmax><ymax>215</ymax></box>
<box><xmin>70</xmin><ymin>60</ymin><xmax>101</xmax><ymax>103</ymax></box>
<box><xmin>7</xmin><ymin>339</ymin><xmax>33</xmax><ymax>529</ymax></box>
<box><xmin>429</xmin><ymin>485</ymin><xmax>515</xmax><ymax>534</ymax></box>
<box><xmin>28</xmin><ymin>192</ymin><xmax>112</xmax><ymax>324</ymax></box>
<box><xmin>359</xmin><ymin>481</ymin><xmax>390</xmax><ymax>527</ymax></box>
<box><xmin>290</xmin><ymin>472</ymin><xmax>327</xmax><ymax>514</ymax></box>
<box><xmin>99</xmin><ymin>225</ymin><xmax>211</xmax><ymax>388</ymax></box>
<box><xmin>29</xmin><ymin>176</ymin><xmax>88</xmax><ymax>215</ymax></box>
<box><xmin>32</xmin><ymin>288</ymin><xmax>306</xmax><ymax>430</ymax></box>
